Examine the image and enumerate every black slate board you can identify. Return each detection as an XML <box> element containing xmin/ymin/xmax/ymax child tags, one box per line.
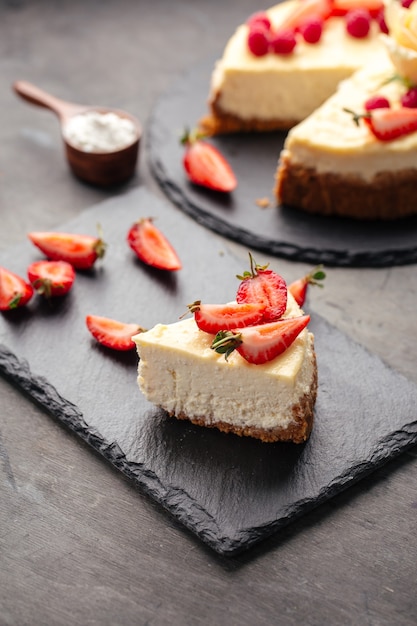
<box><xmin>1</xmin><ymin>187</ymin><xmax>417</xmax><ymax>556</ymax></box>
<box><xmin>147</xmin><ymin>58</ymin><xmax>417</xmax><ymax>268</ymax></box>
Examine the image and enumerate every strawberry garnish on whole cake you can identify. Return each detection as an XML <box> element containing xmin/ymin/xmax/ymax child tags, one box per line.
<box><xmin>246</xmin><ymin>0</ymin><xmax>387</xmax><ymax>57</ymax></box>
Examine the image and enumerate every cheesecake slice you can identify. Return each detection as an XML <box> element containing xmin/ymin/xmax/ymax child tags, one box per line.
<box><xmin>200</xmin><ymin>0</ymin><xmax>384</xmax><ymax>134</ymax></box>
<box><xmin>133</xmin><ymin>292</ymin><xmax>317</xmax><ymax>444</ymax></box>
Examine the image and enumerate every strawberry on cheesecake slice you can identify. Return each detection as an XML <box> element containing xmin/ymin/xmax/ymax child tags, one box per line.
<box><xmin>133</xmin><ymin>259</ymin><xmax>317</xmax><ymax>443</ymax></box>
<box><xmin>200</xmin><ymin>0</ymin><xmax>385</xmax><ymax>134</ymax></box>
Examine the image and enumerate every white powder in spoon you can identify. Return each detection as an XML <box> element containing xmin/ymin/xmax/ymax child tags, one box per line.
<box><xmin>64</xmin><ymin>111</ymin><xmax>137</xmax><ymax>153</ymax></box>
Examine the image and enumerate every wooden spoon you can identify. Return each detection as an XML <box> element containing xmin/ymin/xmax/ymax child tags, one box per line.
<box><xmin>13</xmin><ymin>80</ymin><xmax>141</xmax><ymax>187</ymax></box>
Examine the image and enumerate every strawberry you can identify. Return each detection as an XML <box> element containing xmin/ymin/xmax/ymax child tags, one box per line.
<box><xmin>329</xmin><ymin>0</ymin><xmax>383</xmax><ymax>18</ymax></box>
<box><xmin>345</xmin><ymin>106</ymin><xmax>417</xmax><ymax>141</ymax></box>
<box><xmin>0</xmin><ymin>266</ymin><xmax>34</xmax><ymax>311</ymax></box>
<box><xmin>236</xmin><ymin>254</ymin><xmax>287</xmax><ymax>323</ymax></box>
<box><xmin>86</xmin><ymin>314</ymin><xmax>145</xmax><ymax>351</ymax></box>
<box><xmin>27</xmin><ymin>260</ymin><xmax>75</xmax><ymax>298</ymax></box>
<box><xmin>188</xmin><ymin>301</ymin><xmax>267</xmax><ymax>334</ymax></box>
<box><xmin>211</xmin><ymin>315</ymin><xmax>310</xmax><ymax>365</ymax></box>
<box><xmin>279</xmin><ymin>0</ymin><xmax>332</xmax><ymax>31</ymax></box>
<box><xmin>181</xmin><ymin>129</ymin><xmax>237</xmax><ymax>193</ymax></box>
<box><xmin>28</xmin><ymin>230</ymin><xmax>106</xmax><ymax>270</ymax></box>
<box><xmin>288</xmin><ymin>265</ymin><xmax>326</xmax><ymax>306</ymax></box>
<box><xmin>127</xmin><ymin>218</ymin><xmax>182</xmax><ymax>271</ymax></box>
<box><xmin>363</xmin><ymin>107</ymin><xmax>417</xmax><ymax>141</ymax></box>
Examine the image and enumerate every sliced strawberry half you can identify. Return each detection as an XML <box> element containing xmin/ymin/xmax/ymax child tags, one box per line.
<box><xmin>362</xmin><ymin>107</ymin><xmax>417</xmax><ymax>141</ymax></box>
<box><xmin>188</xmin><ymin>301</ymin><xmax>267</xmax><ymax>334</ymax></box>
<box><xmin>279</xmin><ymin>0</ymin><xmax>332</xmax><ymax>31</ymax></box>
<box><xmin>236</xmin><ymin>254</ymin><xmax>287</xmax><ymax>322</ymax></box>
<box><xmin>181</xmin><ymin>129</ymin><xmax>237</xmax><ymax>193</ymax></box>
<box><xmin>211</xmin><ymin>315</ymin><xmax>311</xmax><ymax>365</ymax></box>
<box><xmin>288</xmin><ymin>265</ymin><xmax>326</xmax><ymax>306</ymax></box>
<box><xmin>0</xmin><ymin>266</ymin><xmax>34</xmax><ymax>311</ymax></box>
<box><xmin>27</xmin><ymin>260</ymin><xmax>75</xmax><ymax>297</ymax></box>
<box><xmin>127</xmin><ymin>218</ymin><xmax>182</xmax><ymax>271</ymax></box>
<box><xmin>329</xmin><ymin>0</ymin><xmax>383</xmax><ymax>17</ymax></box>
<box><xmin>28</xmin><ymin>230</ymin><xmax>106</xmax><ymax>270</ymax></box>
<box><xmin>86</xmin><ymin>314</ymin><xmax>145</xmax><ymax>351</ymax></box>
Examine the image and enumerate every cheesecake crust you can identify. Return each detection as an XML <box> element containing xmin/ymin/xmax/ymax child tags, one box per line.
<box><xmin>169</xmin><ymin>352</ymin><xmax>318</xmax><ymax>444</ymax></box>
<box><xmin>199</xmin><ymin>93</ymin><xmax>298</xmax><ymax>135</ymax></box>
<box><xmin>275</xmin><ymin>155</ymin><xmax>417</xmax><ymax>220</ymax></box>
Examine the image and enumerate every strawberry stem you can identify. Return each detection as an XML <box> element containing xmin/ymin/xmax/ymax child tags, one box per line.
<box><xmin>211</xmin><ymin>330</ymin><xmax>242</xmax><ymax>361</ymax></box>
<box><xmin>307</xmin><ymin>264</ymin><xmax>326</xmax><ymax>286</ymax></box>
<box><xmin>380</xmin><ymin>72</ymin><xmax>414</xmax><ymax>90</ymax></box>
<box><xmin>95</xmin><ymin>223</ymin><xmax>107</xmax><ymax>260</ymax></box>
<box><xmin>180</xmin><ymin>127</ymin><xmax>207</xmax><ymax>146</ymax></box>
<box><xmin>9</xmin><ymin>293</ymin><xmax>22</xmax><ymax>309</ymax></box>
<box><xmin>179</xmin><ymin>300</ymin><xmax>201</xmax><ymax>319</ymax></box>
<box><xmin>343</xmin><ymin>108</ymin><xmax>371</xmax><ymax>127</ymax></box>
<box><xmin>236</xmin><ymin>251</ymin><xmax>269</xmax><ymax>280</ymax></box>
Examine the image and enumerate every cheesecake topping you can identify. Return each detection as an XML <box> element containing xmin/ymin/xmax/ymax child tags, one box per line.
<box><xmin>246</xmin><ymin>0</ymin><xmax>386</xmax><ymax>57</ymax></box>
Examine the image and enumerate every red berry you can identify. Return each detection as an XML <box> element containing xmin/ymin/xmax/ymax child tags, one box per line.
<box><xmin>247</xmin><ymin>11</ymin><xmax>271</xmax><ymax>30</ymax></box>
<box><xmin>375</xmin><ymin>8</ymin><xmax>389</xmax><ymax>33</ymax></box>
<box><xmin>247</xmin><ymin>26</ymin><xmax>270</xmax><ymax>56</ymax></box>
<box><xmin>364</xmin><ymin>95</ymin><xmax>391</xmax><ymax>111</ymax></box>
<box><xmin>345</xmin><ymin>9</ymin><xmax>371</xmax><ymax>38</ymax></box>
<box><xmin>401</xmin><ymin>87</ymin><xmax>417</xmax><ymax>108</ymax></box>
<box><xmin>401</xmin><ymin>0</ymin><xmax>414</xmax><ymax>8</ymax></box>
<box><xmin>270</xmin><ymin>29</ymin><xmax>297</xmax><ymax>55</ymax></box>
<box><xmin>299</xmin><ymin>16</ymin><xmax>324</xmax><ymax>43</ymax></box>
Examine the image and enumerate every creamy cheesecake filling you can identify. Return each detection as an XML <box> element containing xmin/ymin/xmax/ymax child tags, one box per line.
<box><xmin>210</xmin><ymin>2</ymin><xmax>383</xmax><ymax>124</ymax></box>
<box><xmin>280</xmin><ymin>52</ymin><xmax>417</xmax><ymax>182</ymax></box>
<box><xmin>134</xmin><ymin>294</ymin><xmax>316</xmax><ymax>433</ymax></box>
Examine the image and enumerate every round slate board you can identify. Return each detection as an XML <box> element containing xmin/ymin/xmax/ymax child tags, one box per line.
<box><xmin>147</xmin><ymin>58</ymin><xmax>417</xmax><ymax>268</ymax></box>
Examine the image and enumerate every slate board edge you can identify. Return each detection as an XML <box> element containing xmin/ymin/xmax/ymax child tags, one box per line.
<box><xmin>146</xmin><ymin>78</ymin><xmax>417</xmax><ymax>269</ymax></box>
<box><xmin>2</xmin><ymin>342</ymin><xmax>417</xmax><ymax>557</ymax></box>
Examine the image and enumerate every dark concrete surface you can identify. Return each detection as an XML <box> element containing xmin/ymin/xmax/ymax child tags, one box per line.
<box><xmin>1</xmin><ymin>1</ymin><xmax>417</xmax><ymax>625</ymax></box>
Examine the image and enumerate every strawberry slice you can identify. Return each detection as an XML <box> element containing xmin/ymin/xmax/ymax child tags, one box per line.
<box><xmin>329</xmin><ymin>0</ymin><xmax>383</xmax><ymax>17</ymax></box>
<box><xmin>236</xmin><ymin>254</ymin><xmax>287</xmax><ymax>323</ymax></box>
<box><xmin>188</xmin><ymin>301</ymin><xmax>267</xmax><ymax>334</ymax></box>
<box><xmin>28</xmin><ymin>230</ymin><xmax>106</xmax><ymax>270</ymax></box>
<box><xmin>288</xmin><ymin>265</ymin><xmax>326</xmax><ymax>306</ymax></box>
<box><xmin>0</xmin><ymin>266</ymin><xmax>34</xmax><ymax>311</ymax></box>
<box><xmin>362</xmin><ymin>107</ymin><xmax>417</xmax><ymax>141</ymax></box>
<box><xmin>279</xmin><ymin>0</ymin><xmax>332</xmax><ymax>31</ymax></box>
<box><xmin>27</xmin><ymin>260</ymin><xmax>75</xmax><ymax>298</ymax></box>
<box><xmin>211</xmin><ymin>315</ymin><xmax>311</xmax><ymax>365</ymax></box>
<box><xmin>127</xmin><ymin>218</ymin><xmax>182</xmax><ymax>271</ymax></box>
<box><xmin>86</xmin><ymin>314</ymin><xmax>145</xmax><ymax>351</ymax></box>
<box><xmin>181</xmin><ymin>129</ymin><xmax>237</xmax><ymax>193</ymax></box>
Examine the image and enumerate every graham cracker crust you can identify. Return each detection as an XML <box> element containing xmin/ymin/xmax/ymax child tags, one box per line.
<box><xmin>275</xmin><ymin>155</ymin><xmax>417</xmax><ymax>220</ymax></box>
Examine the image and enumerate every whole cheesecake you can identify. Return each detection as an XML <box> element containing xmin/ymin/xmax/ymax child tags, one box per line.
<box><xmin>275</xmin><ymin>53</ymin><xmax>417</xmax><ymax>219</ymax></box>
<box><xmin>275</xmin><ymin>0</ymin><xmax>417</xmax><ymax>222</ymax></box>
<box><xmin>200</xmin><ymin>0</ymin><xmax>384</xmax><ymax>134</ymax></box>
<box><xmin>134</xmin><ymin>292</ymin><xmax>317</xmax><ymax>444</ymax></box>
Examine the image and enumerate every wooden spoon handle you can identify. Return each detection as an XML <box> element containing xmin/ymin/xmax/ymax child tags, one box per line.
<box><xmin>13</xmin><ymin>80</ymin><xmax>85</xmax><ymax>122</ymax></box>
